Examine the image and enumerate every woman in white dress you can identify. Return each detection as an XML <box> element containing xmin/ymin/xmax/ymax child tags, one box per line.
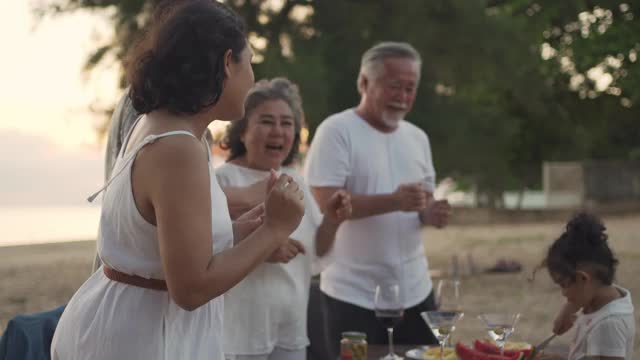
<box><xmin>216</xmin><ymin>78</ymin><xmax>352</xmax><ymax>360</ymax></box>
<box><xmin>50</xmin><ymin>2</ymin><xmax>305</xmax><ymax>360</ymax></box>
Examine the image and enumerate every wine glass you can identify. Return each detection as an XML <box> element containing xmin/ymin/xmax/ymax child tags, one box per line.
<box><xmin>478</xmin><ymin>313</ymin><xmax>521</xmax><ymax>359</ymax></box>
<box><xmin>421</xmin><ymin>311</ymin><xmax>464</xmax><ymax>360</ymax></box>
<box><xmin>435</xmin><ymin>279</ymin><xmax>461</xmax><ymax>311</ymax></box>
<box><xmin>435</xmin><ymin>279</ymin><xmax>462</xmax><ymax>346</ymax></box>
<box><xmin>374</xmin><ymin>284</ymin><xmax>404</xmax><ymax>360</ymax></box>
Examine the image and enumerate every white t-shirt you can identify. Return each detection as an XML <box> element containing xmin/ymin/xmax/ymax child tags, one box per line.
<box><xmin>569</xmin><ymin>285</ymin><xmax>635</xmax><ymax>360</ymax></box>
<box><xmin>304</xmin><ymin>109</ymin><xmax>436</xmax><ymax>310</ymax></box>
<box><xmin>216</xmin><ymin>163</ymin><xmax>324</xmax><ymax>355</ymax></box>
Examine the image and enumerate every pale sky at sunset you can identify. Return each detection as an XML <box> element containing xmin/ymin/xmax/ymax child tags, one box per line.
<box><xmin>0</xmin><ymin>2</ymin><xmax>236</xmax><ymax>207</ymax></box>
<box><xmin>0</xmin><ymin>2</ymin><xmax>119</xmax><ymax>205</ymax></box>
<box><xmin>2</xmin><ymin>2</ymin><xmax>288</xmax><ymax>207</ymax></box>
<box><xmin>0</xmin><ymin>2</ymin><xmax>121</xmax><ymax>147</ymax></box>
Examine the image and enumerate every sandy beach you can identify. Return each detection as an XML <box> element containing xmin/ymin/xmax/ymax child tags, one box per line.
<box><xmin>1</xmin><ymin>214</ymin><xmax>638</xmax><ymax>353</ymax></box>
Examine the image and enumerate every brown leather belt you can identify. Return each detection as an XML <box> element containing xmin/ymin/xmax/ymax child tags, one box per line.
<box><xmin>103</xmin><ymin>266</ymin><xmax>168</xmax><ymax>291</ymax></box>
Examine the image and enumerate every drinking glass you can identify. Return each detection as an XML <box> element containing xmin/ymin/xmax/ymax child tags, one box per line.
<box><xmin>478</xmin><ymin>313</ymin><xmax>521</xmax><ymax>359</ymax></box>
<box><xmin>375</xmin><ymin>284</ymin><xmax>404</xmax><ymax>360</ymax></box>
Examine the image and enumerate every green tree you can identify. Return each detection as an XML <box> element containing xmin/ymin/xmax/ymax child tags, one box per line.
<box><xmin>35</xmin><ymin>0</ymin><xmax>639</xmax><ymax>207</ymax></box>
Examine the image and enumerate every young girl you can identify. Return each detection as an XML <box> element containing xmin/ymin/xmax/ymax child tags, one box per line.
<box><xmin>539</xmin><ymin>213</ymin><xmax>635</xmax><ymax>360</ymax></box>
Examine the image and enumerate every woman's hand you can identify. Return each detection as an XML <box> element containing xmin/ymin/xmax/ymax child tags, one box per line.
<box><xmin>324</xmin><ymin>189</ymin><xmax>352</xmax><ymax>224</ymax></box>
<box><xmin>263</xmin><ymin>173</ymin><xmax>305</xmax><ymax>241</ymax></box>
<box><xmin>224</xmin><ymin>170</ymin><xmax>276</xmax><ymax>219</ymax></box>
<box><xmin>241</xmin><ymin>170</ymin><xmax>278</xmax><ymax>205</ymax></box>
<box><xmin>266</xmin><ymin>239</ymin><xmax>306</xmax><ymax>263</ymax></box>
<box><xmin>232</xmin><ymin>203</ymin><xmax>264</xmax><ymax>244</ymax></box>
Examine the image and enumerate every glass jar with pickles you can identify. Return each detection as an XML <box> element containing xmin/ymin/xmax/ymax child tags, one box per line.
<box><xmin>340</xmin><ymin>331</ymin><xmax>367</xmax><ymax>360</ymax></box>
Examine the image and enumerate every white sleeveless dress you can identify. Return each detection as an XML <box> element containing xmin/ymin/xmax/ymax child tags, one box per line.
<box><xmin>51</xmin><ymin>123</ymin><xmax>233</xmax><ymax>360</ymax></box>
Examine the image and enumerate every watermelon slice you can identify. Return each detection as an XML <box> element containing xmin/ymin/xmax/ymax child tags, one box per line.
<box><xmin>456</xmin><ymin>342</ymin><xmax>521</xmax><ymax>360</ymax></box>
<box><xmin>474</xmin><ymin>339</ymin><xmax>533</xmax><ymax>358</ymax></box>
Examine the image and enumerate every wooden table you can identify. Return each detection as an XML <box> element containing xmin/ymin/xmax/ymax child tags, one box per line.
<box><xmin>366</xmin><ymin>343</ymin><xmax>569</xmax><ymax>359</ymax></box>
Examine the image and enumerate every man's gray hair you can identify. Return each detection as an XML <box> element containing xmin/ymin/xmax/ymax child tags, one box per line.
<box><xmin>357</xmin><ymin>42</ymin><xmax>422</xmax><ymax>93</ymax></box>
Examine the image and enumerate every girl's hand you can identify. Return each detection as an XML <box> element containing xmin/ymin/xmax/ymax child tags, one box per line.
<box><xmin>553</xmin><ymin>302</ymin><xmax>580</xmax><ymax>335</ymax></box>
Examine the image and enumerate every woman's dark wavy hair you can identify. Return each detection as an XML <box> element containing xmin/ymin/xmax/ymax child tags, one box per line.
<box><xmin>127</xmin><ymin>0</ymin><xmax>247</xmax><ymax>115</ymax></box>
<box><xmin>540</xmin><ymin>212</ymin><xmax>619</xmax><ymax>286</ymax></box>
<box><xmin>221</xmin><ymin>78</ymin><xmax>304</xmax><ymax>166</ymax></box>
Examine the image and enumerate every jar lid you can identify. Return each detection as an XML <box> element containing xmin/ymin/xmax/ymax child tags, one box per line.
<box><xmin>341</xmin><ymin>331</ymin><xmax>367</xmax><ymax>340</ymax></box>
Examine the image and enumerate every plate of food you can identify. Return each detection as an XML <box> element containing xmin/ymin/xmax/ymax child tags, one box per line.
<box><xmin>405</xmin><ymin>345</ymin><xmax>457</xmax><ymax>360</ymax></box>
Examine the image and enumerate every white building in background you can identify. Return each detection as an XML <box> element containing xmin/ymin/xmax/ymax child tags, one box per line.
<box><xmin>544</xmin><ymin>162</ymin><xmax>585</xmax><ymax>208</ymax></box>
<box><xmin>544</xmin><ymin>160</ymin><xmax>640</xmax><ymax>208</ymax></box>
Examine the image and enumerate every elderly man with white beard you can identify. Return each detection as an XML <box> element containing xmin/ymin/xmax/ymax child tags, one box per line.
<box><xmin>304</xmin><ymin>42</ymin><xmax>452</xmax><ymax>357</ymax></box>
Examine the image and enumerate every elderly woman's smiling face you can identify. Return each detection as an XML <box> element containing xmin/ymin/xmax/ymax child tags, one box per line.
<box><xmin>241</xmin><ymin>99</ymin><xmax>296</xmax><ymax>171</ymax></box>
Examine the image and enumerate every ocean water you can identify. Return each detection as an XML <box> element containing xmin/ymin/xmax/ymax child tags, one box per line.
<box><xmin>0</xmin><ymin>189</ymin><xmax>548</xmax><ymax>248</ymax></box>
<box><xmin>0</xmin><ymin>206</ymin><xmax>101</xmax><ymax>247</ymax></box>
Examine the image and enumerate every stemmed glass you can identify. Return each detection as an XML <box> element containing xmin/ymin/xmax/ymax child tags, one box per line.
<box><xmin>421</xmin><ymin>311</ymin><xmax>464</xmax><ymax>360</ymax></box>
<box><xmin>421</xmin><ymin>279</ymin><xmax>464</xmax><ymax>360</ymax></box>
<box><xmin>437</xmin><ymin>279</ymin><xmax>462</xmax><ymax>347</ymax></box>
<box><xmin>435</xmin><ymin>279</ymin><xmax>462</xmax><ymax>312</ymax></box>
<box><xmin>478</xmin><ymin>313</ymin><xmax>521</xmax><ymax>359</ymax></box>
<box><xmin>374</xmin><ymin>284</ymin><xmax>404</xmax><ymax>360</ymax></box>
